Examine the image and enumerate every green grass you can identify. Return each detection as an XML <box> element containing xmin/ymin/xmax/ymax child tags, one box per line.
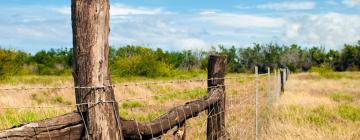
<box><xmin>279</xmin><ymin>103</ymin><xmax>360</xmax><ymax>128</ymax></box>
<box><xmin>329</xmin><ymin>92</ymin><xmax>354</xmax><ymax>102</ymax></box>
<box><xmin>306</xmin><ymin>105</ymin><xmax>333</xmax><ymax>126</ymax></box>
<box><xmin>337</xmin><ymin>104</ymin><xmax>360</xmax><ymax>122</ymax></box>
<box><xmin>0</xmin><ymin>109</ymin><xmax>71</xmax><ymax>130</ymax></box>
<box><xmin>0</xmin><ymin>75</ymin><xmax>72</xmax><ymax>85</ymax></box>
<box><xmin>111</xmin><ymin>70</ymin><xmax>206</xmax><ymax>83</ymax></box>
<box><xmin>153</xmin><ymin>88</ymin><xmax>207</xmax><ymax>103</ymax></box>
<box><xmin>121</xmin><ymin>100</ymin><xmax>145</xmax><ymax>109</ymax></box>
<box><xmin>0</xmin><ymin>72</ymin><xmax>207</xmax><ymax>85</ymax></box>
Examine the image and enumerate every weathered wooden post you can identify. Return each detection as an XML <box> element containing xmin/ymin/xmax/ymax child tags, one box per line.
<box><xmin>286</xmin><ymin>68</ymin><xmax>290</xmax><ymax>81</ymax></box>
<box><xmin>72</xmin><ymin>0</ymin><xmax>123</xmax><ymax>139</ymax></box>
<box><xmin>273</xmin><ymin>69</ymin><xmax>278</xmax><ymax>97</ymax></box>
<box><xmin>285</xmin><ymin>68</ymin><xmax>288</xmax><ymax>81</ymax></box>
<box><xmin>267</xmin><ymin>67</ymin><xmax>270</xmax><ymax>98</ymax></box>
<box><xmin>255</xmin><ymin>66</ymin><xmax>259</xmax><ymax>140</ymax></box>
<box><xmin>207</xmin><ymin>55</ymin><xmax>227</xmax><ymax>140</ymax></box>
<box><xmin>280</xmin><ymin>69</ymin><xmax>285</xmax><ymax>94</ymax></box>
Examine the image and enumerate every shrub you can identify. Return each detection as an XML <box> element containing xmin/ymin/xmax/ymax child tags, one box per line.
<box><xmin>309</xmin><ymin>65</ymin><xmax>333</xmax><ymax>75</ymax></box>
<box><xmin>0</xmin><ymin>48</ymin><xmax>30</xmax><ymax>77</ymax></box>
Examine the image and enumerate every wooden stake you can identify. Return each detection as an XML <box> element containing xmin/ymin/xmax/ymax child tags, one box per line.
<box><xmin>207</xmin><ymin>55</ymin><xmax>227</xmax><ymax>140</ymax></box>
<box><xmin>71</xmin><ymin>0</ymin><xmax>123</xmax><ymax>139</ymax></box>
<box><xmin>280</xmin><ymin>69</ymin><xmax>285</xmax><ymax>94</ymax></box>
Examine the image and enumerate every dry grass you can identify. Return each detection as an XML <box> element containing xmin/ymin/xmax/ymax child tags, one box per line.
<box><xmin>0</xmin><ymin>74</ymin><xmax>264</xmax><ymax>140</ymax></box>
<box><xmin>263</xmin><ymin>72</ymin><xmax>360</xmax><ymax>140</ymax></box>
<box><xmin>2</xmin><ymin>72</ymin><xmax>358</xmax><ymax>139</ymax></box>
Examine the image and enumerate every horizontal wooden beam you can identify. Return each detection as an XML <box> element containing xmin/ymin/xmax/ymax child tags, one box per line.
<box><xmin>0</xmin><ymin>88</ymin><xmax>223</xmax><ymax>140</ymax></box>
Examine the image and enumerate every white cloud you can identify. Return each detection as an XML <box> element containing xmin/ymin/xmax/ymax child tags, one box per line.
<box><xmin>111</xmin><ymin>4</ymin><xmax>164</xmax><ymax>16</ymax></box>
<box><xmin>342</xmin><ymin>0</ymin><xmax>360</xmax><ymax>7</ymax></box>
<box><xmin>283</xmin><ymin>12</ymin><xmax>360</xmax><ymax>49</ymax></box>
<box><xmin>108</xmin><ymin>15</ymin><xmax>211</xmax><ymax>50</ymax></box>
<box><xmin>199</xmin><ymin>10</ymin><xmax>217</xmax><ymax>15</ymax></box>
<box><xmin>51</xmin><ymin>7</ymin><xmax>71</xmax><ymax>15</ymax></box>
<box><xmin>198</xmin><ymin>12</ymin><xmax>285</xmax><ymax>28</ymax></box>
<box><xmin>174</xmin><ymin>38</ymin><xmax>209</xmax><ymax>50</ymax></box>
<box><xmin>2</xmin><ymin>4</ymin><xmax>360</xmax><ymax>52</ymax></box>
<box><xmin>257</xmin><ymin>1</ymin><xmax>316</xmax><ymax>10</ymax></box>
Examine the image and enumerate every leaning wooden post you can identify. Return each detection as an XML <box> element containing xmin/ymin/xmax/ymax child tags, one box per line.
<box><xmin>207</xmin><ymin>55</ymin><xmax>227</xmax><ymax>140</ymax></box>
<box><xmin>280</xmin><ymin>69</ymin><xmax>285</xmax><ymax>94</ymax></box>
<box><xmin>72</xmin><ymin>0</ymin><xmax>123</xmax><ymax>139</ymax></box>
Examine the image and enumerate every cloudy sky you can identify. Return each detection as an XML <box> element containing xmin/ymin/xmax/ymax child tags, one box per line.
<box><xmin>0</xmin><ymin>0</ymin><xmax>359</xmax><ymax>53</ymax></box>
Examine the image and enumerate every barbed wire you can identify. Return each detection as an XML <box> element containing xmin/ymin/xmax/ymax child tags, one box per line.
<box><xmin>0</xmin><ymin>76</ymin><xmax>253</xmax><ymax>91</ymax></box>
<box><xmin>0</xmin><ymin>69</ymin><xmax>287</xmax><ymax>139</ymax></box>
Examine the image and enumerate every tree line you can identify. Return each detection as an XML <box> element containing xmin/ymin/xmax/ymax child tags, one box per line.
<box><xmin>0</xmin><ymin>41</ymin><xmax>359</xmax><ymax>77</ymax></box>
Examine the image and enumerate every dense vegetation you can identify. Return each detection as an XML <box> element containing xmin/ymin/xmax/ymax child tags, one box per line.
<box><xmin>0</xmin><ymin>41</ymin><xmax>359</xmax><ymax>77</ymax></box>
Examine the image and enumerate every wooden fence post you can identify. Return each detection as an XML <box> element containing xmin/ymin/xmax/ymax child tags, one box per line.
<box><xmin>285</xmin><ymin>68</ymin><xmax>288</xmax><ymax>81</ymax></box>
<box><xmin>255</xmin><ymin>66</ymin><xmax>259</xmax><ymax>140</ymax></box>
<box><xmin>207</xmin><ymin>55</ymin><xmax>227</xmax><ymax>140</ymax></box>
<box><xmin>71</xmin><ymin>0</ymin><xmax>123</xmax><ymax>139</ymax></box>
<box><xmin>286</xmin><ymin>68</ymin><xmax>290</xmax><ymax>81</ymax></box>
<box><xmin>280</xmin><ymin>69</ymin><xmax>285</xmax><ymax>94</ymax></box>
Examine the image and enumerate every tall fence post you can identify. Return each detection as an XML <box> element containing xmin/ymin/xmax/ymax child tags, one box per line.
<box><xmin>207</xmin><ymin>55</ymin><xmax>227</xmax><ymax>140</ymax></box>
<box><xmin>267</xmin><ymin>67</ymin><xmax>271</xmax><ymax>101</ymax></box>
<box><xmin>71</xmin><ymin>0</ymin><xmax>123</xmax><ymax>139</ymax></box>
<box><xmin>255</xmin><ymin>66</ymin><xmax>259</xmax><ymax>140</ymax></box>
<box><xmin>277</xmin><ymin>69</ymin><xmax>281</xmax><ymax>97</ymax></box>
<box><xmin>280</xmin><ymin>69</ymin><xmax>285</xmax><ymax>94</ymax></box>
<box><xmin>274</xmin><ymin>68</ymin><xmax>279</xmax><ymax>98</ymax></box>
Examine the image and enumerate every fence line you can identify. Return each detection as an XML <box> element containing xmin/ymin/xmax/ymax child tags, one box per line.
<box><xmin>0</xmin><ymin>67</ymin><xmax>288</xmax><ymax>139</ymax></box>
<box><xmin>0</xmin><ymin>77</ymin><xmax>254</xmax><ymax>91</ymax></box>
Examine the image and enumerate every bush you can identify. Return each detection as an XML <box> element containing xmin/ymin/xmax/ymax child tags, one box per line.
<box><xmin>111</xmin><ymin>46</ymin><xmax>175</xmax><ymax>77</ymax></box>
<box><xmin>0</xmin><ymin>48</ymin><xmax>30</xmax><ymax>77</ymax></box>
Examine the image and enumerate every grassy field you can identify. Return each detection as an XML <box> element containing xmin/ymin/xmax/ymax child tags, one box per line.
<box><xmin>0</xmin><ymin>72</ymin><xmax>359</xmax><ymax>139</ymax></box>
<box><xmin>264</xmin><ymin>72</ymin><xmax>360</xmax><ymax>140</ymax></box>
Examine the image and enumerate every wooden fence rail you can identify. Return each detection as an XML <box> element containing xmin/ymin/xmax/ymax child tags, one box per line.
<box><xmin>0</xmin><ymin>55</ymin><xmax>228</xmax><ymax>140</ymax></box>
<box><xmin>0</xmin><ymin>88</ymin><xmax>224</xmax><ymax>140</ymax></box>
<box><xmin>0</xmin><ymin>0</ymin><xmax>289</xmax><ymax>138</ymax></box>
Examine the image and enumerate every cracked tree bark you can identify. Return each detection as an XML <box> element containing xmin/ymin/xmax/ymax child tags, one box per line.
<box><xmin>71</xmin><ymin>0</ymin><xmax>122</xmax><ymax>139</ymax></box>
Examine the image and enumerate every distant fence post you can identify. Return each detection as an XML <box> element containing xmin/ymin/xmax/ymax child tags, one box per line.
<box><xmin>280</xmin><ymin>69</ymin><xmax>285</xmax><ymax>94</ymax></box>
<box><xmin>255</xmin><ymin>66</ymin><xmax>259</xmax><ymax>140</ymax></box>
<box><xmin>207</xmin><ymin>55</ymin><xmax>227</xmax><ymax>140</ymax></box>
<box><xmin>273</xmin><ymin>69</ymin><xmax>278</xmax><ymax>98</ymax></box>
<box><xmin>285</xmin><ymin>68</ymin><xmax>288</xmax><ymax>81</ymax></box>
<box><xmin>286</xmin><ymin>68</ymin><xmax>290</xmax><ymax>81</ymax></box>
<box><xmin>267</xmin><ymin>67</ymin><xmax>271</xmax><ymax>100</ymax></box>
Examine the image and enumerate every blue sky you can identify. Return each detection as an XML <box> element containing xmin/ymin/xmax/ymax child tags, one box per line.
<box><xmin>0</xmin><ymin>0</ymin><xmax>360</xmax><ymax>53</ymax></box>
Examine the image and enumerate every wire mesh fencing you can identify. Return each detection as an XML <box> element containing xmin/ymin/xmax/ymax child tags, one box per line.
<box><xmin>0</xmin><ymin>68</ymin><xmax>285</xmax><ymax>139</ymax></box>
